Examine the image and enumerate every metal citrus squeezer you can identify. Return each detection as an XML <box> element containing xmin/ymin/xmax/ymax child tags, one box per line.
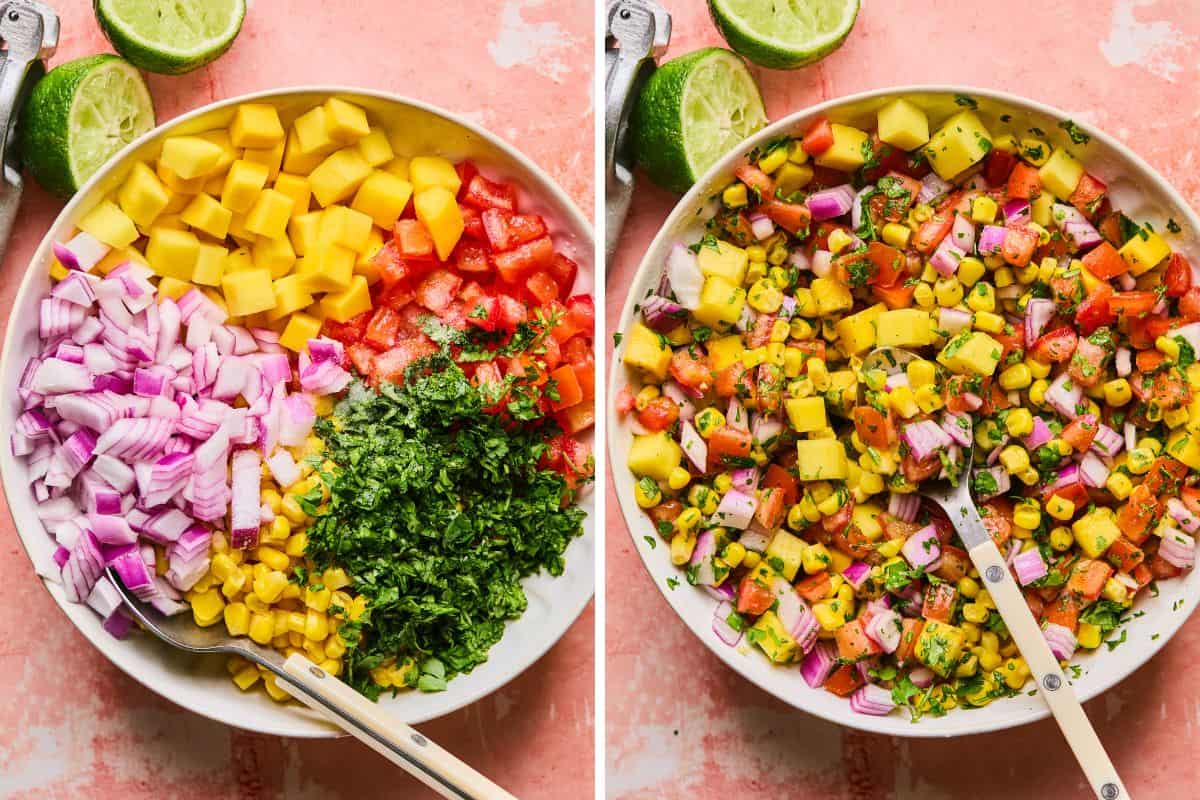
<box><xmin>0</xmin><ymin>0</ymin><xmax>57</xmax><ymax>260</ymax></box>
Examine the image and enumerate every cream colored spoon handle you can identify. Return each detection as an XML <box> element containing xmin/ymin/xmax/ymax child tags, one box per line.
<box><xmin>275</xmin><ymin>654</ymin><xmax>518</xmax><ymax>800</ymax></box>
<box><xmin>965</xmin><ymin>537</ymin><xmax>1129</xmax><ymax>800</ymax></box>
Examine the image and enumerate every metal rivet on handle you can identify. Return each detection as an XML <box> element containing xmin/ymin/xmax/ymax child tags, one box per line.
<box><xmin>1101</xmin><ymin>784</ymin><xmax>1119</xmax><ymax>799</ymax></box>
<box><xmin>985</xmin><ymin>565</ymin><xmax>1004</xmax><ymax>583</ymax></box>
<box><xmin>310</xmin><ymin>665</ymin><xmax>325</xmax><ymax>679</ymax></box>
<box><xmin>1043</xmin><ymin>674</ymin><xmax>1062</xmax><ymax>692</ymax></box>
<box><xmin>412</xmin><ymin>733</ymin><xmax>428</xmax><ymax>747</ymax></box>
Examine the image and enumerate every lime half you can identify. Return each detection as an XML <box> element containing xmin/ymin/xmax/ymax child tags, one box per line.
<box><xmin>708</xmin><ymin>0</ymin><xmax>860</xmax><ymax>70</ymax></box>
<box><xmin>631</xmin><ymin>48</ymin><xmax>767</xmax><ymax>195</ymax></box>
<box><xmin>19</xmin><ymin>55</ymin><xmax>155</xmax><ymax>198</ymax></box>
<box><xmin>95</xmin><ymin>0</ymin><xmax>247</xmax><ymax>75</ymax></box>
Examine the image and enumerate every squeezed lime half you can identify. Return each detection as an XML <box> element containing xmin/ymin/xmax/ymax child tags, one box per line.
<box><xmin>95</xmin><ymin>0</ymin><xmax>246</xmax><ymax>75</ymax></box>
<box><xmin>708</xmin><ymin>0</ymin><xmax>860</xmax><ymax>70</ymax></box>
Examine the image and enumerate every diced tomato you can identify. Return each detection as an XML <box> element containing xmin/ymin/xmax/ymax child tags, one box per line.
<box><xmin>912</xmin><ymin>209</ymin><xmax>954</xmax><ymax>254</ymax></box>
<box><xmin>565</xmin><ymin>294</ymin><xmax>595</xmax><ymax>338</ymax></box>
<box><xmin>864</xmin><ymin>241</ymin><xmax>905</xmax><ymax>287</ymax></box>
<box><xmin>706</xmin><ymin>427</ymin><xmax>753</xmax><ymax>472</ymax></box>
<box><xmin>1143</xmin><ymin>457</ymin><xmax>1188</xmax><ymax>496</ymax></box>
<box><xmin>1106</xmin><ymin>537</ymin><xmax>1145</xmax><ymax>574</ymax></box>
<box><xmin>393</xmin><ymin>219</ymin><xmax>435</xmax><ymax>259</ymax></box>
<box><xmin>1031</xmin><ymin>326</ymin><xmax>1078</xmax><ymax>363</ymax></box>
<box><xmin>872</xmin><ymin>282</ymin><xmax>915</xmax><ymax>309</ymax></box>
<box><xmin>734</xmin><ymin>164</ymin><xmax>774</xmax><ymax>199</ymax></box>
<box><xmin>557</xmin><ymin>404</ymin><xmax>595</xmax><ymax>435</ymax></box>
<box><xmin>1158</xmin><ymin>254</ymin><xmax>1192</xmax><ymax>302</ymax></box>
<box><xmin>463</xmin><ymin>295</ymin><xmax>499</xmax><ymax>332</ymax></box>
<box><xmin>901</xmin><ymin>452</ymin><xmax>940</xmax><ymax>483</ymax></box>
<box><xmin>414</xmin><ymin>268</ymin><xmax>462</xmax><ymax>313</ymax></box>
<box><xmin>1117</xmin><ymin>484</ymin><xmax>1161</xmax><ymax>545</ymax></box>
<box><xmin>1069</xmin><ymin>173</ymin><xmax>1107</xmax><ymax>218</ymax></box>
<box><xmin>755</xmin><ymin>487</ymin><xmax>786</xmax><ymax>531</ymax></box>
<box><xmin>736</xmin><ymin>574</ymin><xmax>775</xmax><ymax>616</ymax></box>
<box><xmin>494</xmin><ymin>294</ymin><xmax>526</xmax><ymax>331</ymax></box>
<box><xmin>762</xmin><ymin>464</ymin><xmax>799</xmax><ymax>507</ymax></box>
<box><xmin>371</xmin><ymin>337</ymin><xmax>438</xmax><ymax>385</ymax></box>
<box><xmin>1149</xmin><ymin>554</ymin><xmax>1184</xmax><ymax>580</ymax></box>
<box><xmin>1080</xmin><ymin>241</ymin><xmax>1128</xmax><ymax>280</ymax></box>
<box><xmin>761</xmin><ymin>200</ymin><xmax>811</xmax><ymax>235</ymax></box>
<box><xmin>323</xmin><ymin>310</ymin><xmax>371</xmax><ymax>346</ymax></box>
<box><xmin>1007</xmin><ymin>162</ymin><xmax>1042</xmax><ymax>200</ymax></box>
<box><xmin>460</xmin><ymin>206</ymin><xmax>485</xmax><ymax>241</ymax></box>
<box><xmin>823</xmin><ymin>663</ymin><xmax>864</xmax><ymax>697</ymax></box>
<box><xmin>1107</xmin><ymin>290</ymin><xmax>1157</xmax><ymax>318</ymax></box>
<box><xmin>481</xmin><ymin>208</ymin><xmax>546</xmax><ymax>252</ymax></box>
<box><xmin>347</xmin><ymin>343</ymin><xmax>376</xmax><ymax>375</ymax></box>
<box><xmin>454</xmin><ymin>161</ymin><xmax>479</xmax><ymax>196</ymax></box>
<box><xmin>894</xmin><ymin>619</ymin><xmax>924</xmax><ymax>666</ymax></box>
<box><xmin>822</xmin><ymin>498</ymin><xmax>855</xmax><ymax>536</ymax></box>
<box><xmin>1068</xmin><ymin>337</ymin><xmax>1108</xmax><ymax>388</ymax></box>
<box><xmin>1066</xmin><ymin>559</ymin><xmax>1113</xmax><ymax>603</ymax></box>
<box><xmin>548</xmin><ymin>254</ymin><xmax>579</xmax><ymax>298</ymax></box>
<box><xmin>1042</xmin><ymin>591</ymin><xmax>1083</xmax><ymax>633</ymax></box>
<box><xmin>1128</xmin><ymin>314</ymin><xmax>1172</xmax><ymax>348</ymax></box>
<box><xmin>933</xmin><ymin>545</ymin><xmax>971</xmax><ymax>583</ymax></box>
<box><xmin>670</xmin><ymin>348</ymin><xmax>713</xmax><ymax>396</ymax></box>
<box><xmin>563</xmin><ymin>335</ymin><xmax>593</xmax><ymax>368</ymax></box>
<box><xmin>492</xmin><ymin>236</ymin><xmax>554</xmax><ymax>283</ymax></box>
<box><xmin>795</xmin><ymin>571</ymin><xmax>832</xmax><ymax>603</ymax></box>
<box><xmin>801</xmin><ymin>117</ymin><xmax>834</xmax><ymax>155</ymax></box>
<box><xmin>1180</xmin><ymin>289</ymin><xmax>1200</xmax><ymax>321</ymax></box>
<box><xmin>922</xmin><ymin>583</ymin><xmax>958</xmax><ymax>623</ymax></box>
<box><xmin>1152</xmin><ymin>368</ymin><xmax>1192</xmax><ymax>411</ymax></box>
<box><xmin>830</xmin><ymin>523</ymin><xmax>874</xmax><ymax>561</ymax></box>
<box><xmin>636</xmin><ymin>396</ymin><xmax>677</xmax><ymax>432</ymax></box>
<box><xmin>1001</xmin><ymin>225</ymin><xmax>1038</xmax><ymax>267</ymax></box>
<box><xmin>984</xmin><ymin>149</ymin><xmax>1018</xmax><ymax>186</ymax></box>
<box><xmin>456</xmin><ymin>242</ymin><xmax>490</xmax><ymax>273</ymax></box>
<box><xmin>363</xmin><ymin>306</ymin><xmax>402</xmax><ymax>351</ymax></box>
<box><xmin>756</xmin><ymin>363</ymin><xmax>783</xmax><ymax>414</ymax></box>
<box><xmin>525</xmin><ymin>270</ymin><xmax>559</xmax><ymax>306</ymax></box>
<box><xmin>372</xmin><ymin>240</ymin><xmax>410</xmax><ymax>285</ymax></box>
<box><xmin>852</xmin><ymin>405</ymin><xmax>894</xmax><ymax>448</ymax></box>
<box><xmin>462</xmin><ymin>174</ymin><xmax>517</xmax><ymax>211</ymax></box>
<box><xmin>835</xmin><ymin>617</ymin><xmax>881</xmax><ymax>661</ymax></box>
<box><xmin>1074</xmin><ymin>284</ymin><xmax>1114</xmax><ymax>335</ymax></box>
<box><xmin>1060</xmin><ymin>414</ymin><xmax>1099</xmax><ymax>452</ymax></box>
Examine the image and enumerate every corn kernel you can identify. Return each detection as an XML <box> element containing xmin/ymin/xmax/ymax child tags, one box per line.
<box><xmin>722</xmin><ymin>183</ymin><xmax>748</xmax><ymax>208</ymax></box>
<box><xmin>914</xmin><ymin>384</ymin><xmax>943</xmax><ymax>413</ymax></box>
<box><xmin>305</xmin><ymin>586</ymin><xmax>333</xmax><ymax>612</ymax></box>
<box><xmin>998</xmin><ymin>363</ymin><xmax>1032</xmax><ymax>392</ymax></box>
<box><xmin>254</xmin><ymin>546</ymin><xmax>291</xmax><ymax>572</ymax></box>
<box><xmin>1127</xmin><ymin>447</ymin><xmax>1155</xmax><ymax>474</ymax></box>
<box><xmin>695</xmin><ymin>407</ymin><xmax>726</xmax><ymax>438</ymax></box>
<box><xmin>1078</xmin><ymin>622</ymin><xmax>1102</xmax><ymax>650</ymax></box>
<box><xmin>933</xmin><ymin>276</ymin><xmax>964</xmax><ymax>307</ymax></box>
<box><xmin>957</xmin><ymin>257</ymin><xmax>986</xmax><ymax>287</ymax></box>
<box><xmin>281</xmin><ymin>494</ymin><xmax>308</xmax><ymax>524</ymax></box>
<box><xmin>963</xmin><ymin>602</ymin><xmax>989</xmax><ymax>624</ymax></box>
<box><xmin>881</xmin><ymin>223</ymin><xmax>911</xmax><ymax>249</ymax></box>
<box><xmin>958</xmin><ymin>576</ymin><xmax>980</xmax><ymax>599</ymax></box>
<box><xmin>827</xmin><ymin>228</ymin><xmax>853</xmax><ymax>254</ymax></box>
<box><xmin>667</xmin><ymin>466</ymin><xmax>691</xmax><ymax>491</ymax></box>
<box><xmin>999</xmin><ymin>444</ymin><xmax>1030</xmax><ymax>474</ymax></box>
<box><xmin>802</xmin><ymin>543</ymin><xmax>832</xmax><ymax>574</ymax></box>
<box><xmin>304</xmin><ymin>609</ymin><xmax>329</xmax><ymax>642</ymax></box>
<box><xmin>670</xmin><ymin>533</ymin><xmax>696</xmax><ymax>565</ymax></box>
<box><xmin>913</xmin><ymin>282</ymin><xmax>935</xmax><ymax>308</ymax></box>
<box><xmin>1013</xmin><ymin>503</ymin><xmax>1042</xmax><ymax>530</ymax></box>
<box><xmin>1005</xmin><ymin>408</ymin><xmax>1034</xmax><ymax>437</ymax></box>
<box><xmin>974</xmin><ymin>310</ymin><xmax>1005</xmax><ymax>334</ymax></box>
<box><xmin>1046</xmin><ymin>495</ymin><xmax>1076</xmax><ymax>520</ymax></box>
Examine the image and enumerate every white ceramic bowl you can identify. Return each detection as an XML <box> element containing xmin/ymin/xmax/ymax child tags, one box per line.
<box><xmin>2</xmin><ymin>87</ymin><xmax>594</xmax><ymax>737</ymax></box>
<box><xmin>609</xmin><ymin>85</ymin><xmax>1200</xmax><ymax>737</ymax></box>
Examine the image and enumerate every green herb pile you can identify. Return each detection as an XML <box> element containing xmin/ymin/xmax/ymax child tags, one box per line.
<box><xmin>304</xmin><ymin>354</ymin><xmax>585</xmax><ymax>698</ymax></box>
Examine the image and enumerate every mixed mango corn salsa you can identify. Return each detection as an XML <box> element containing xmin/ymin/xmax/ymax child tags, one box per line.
<box><xmin>618</xmin><ymin>96</ymin><xmax>1200</xmax><ymax>719</ymax></box>
<box><xmin>19</xmin><ymin>96</ymin><xmax>593</xmax><ymax>703</ymax></box>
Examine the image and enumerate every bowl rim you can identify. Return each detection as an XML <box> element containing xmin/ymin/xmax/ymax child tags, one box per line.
<box><xmin>607</xmin><ymin>83</ymin><xmax>1200</xmax><ymax>737</ymax></box>
<box><xmin>2</xmin><ymin>85</ymin><xmax>595</xmax><ymax>738</ymax></box>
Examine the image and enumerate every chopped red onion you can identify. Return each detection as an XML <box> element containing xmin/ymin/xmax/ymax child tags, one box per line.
<box><xmin>800</xmin><ymin>641</ymin><xmax>837</xmax><ymax>688</ymax></box>
<box><xmin>929</xmin><ymin>239</ymin><xmax>965</xmax><ymax>277</ymax></box>
<box><xmin>950</xmin><ymin>213</ymin><xmax>976</xmax><ymax>253</ymax></box>
<box><xmin>850</xmin><ymin>684</ymin><xmax>896</xmax><ymax>716</ymax></box>
<box><xmin>806</xmin><ymin>184</ymin><xmax>856</xmax><ymax>220</ymax></box>
<box><xmin>641</xmin><ymin>295</ymin><xmax>688</xmax><ymax>332</ymax></box>
<box><xmin>665</xmin><ymin>244</ymin><xmax>703</xmax><ymax>310</ymax></box>
<box><xmin>973</xmin><ymin>465</ymin><xmax>1011</xmax><ymax>501</ymax></box>
<box><xmin>1043</xmin><ymin>622</ymin><xmax>1077</xmax><ymax>661</ymax></box>
<box><xmin>712</xmin><ymin>600</ymin><xmax>742</xmax><ymax>646</ymax></box>
<box><xmin>917</xmin><ymin>173</ymin><xmax>951</xmax><ymax>205</ymax></box>
<box><xmin>977</xmin><ymin>224</ymin><xmax>1006</xmax><ymax>255</ymax></box>
<box><xmin>748</xmin><ymin>213</ymin><xmax>775</xmax><ymax>240</ymax></box>
<box><xmin>1090</xmin><ymin>424</ymin><xmax>1124</xmax><ymax>458</ymax></box>
<box><xmin>1077</xmin><ymin>451</ymin><xmax>1111</xmax><ymax>487</ymax></box>
<box><xmin>1158</xmin><ymin>527</ymin><xmax>1196</xmax><ymax>570</ymax></box>
<box><xmin>887</xmin><ymin>492</ymin><xmax>919</xmax><ymax>523</ymax></box>
<box><xmin>1024</xmin><ymin>298</ymin><xmax>1055</xmax><ymax>343</ymax></box>
<box><xmin>901</xmin><ymin>525</ymin><xmax>941</xmax><ymax>569</ymax></box>
<box><xmin>865</xmin><ymin>609</ymin><xmax>903</xmax><ymax>653</ymax></box>
<box><xmin>708</xmin><ymin>489</ymin><xmax>757</xmax><ymax>530</ymax></box>
<box><xmin>901</xmin><ymin>419</ymin><xmax>953</xmax><ymax>462</ymax></box>
<box><xmin>1044</xmin><ymin>372</ymin><xmax>1083</xmax><ymax>418</ymax></box>
<box><xmin>54</xmin><ymin>232</ymin><xmax>110</xmax><ymax>272</ymax></box>
<box><xmin>1012</xmin><ymin>547</ymin><xmax>1048</xmax><ymax>585</ymax></box>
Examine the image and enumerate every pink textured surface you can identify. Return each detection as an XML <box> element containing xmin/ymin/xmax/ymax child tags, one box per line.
<box><xmin>606</xmin><ymin>1</ymin><xmax>1200</xmax><ymax>798</ymax></box>
<box><xmin>0</xmin><ymin>2</ymin><xmax>593</xmax><ymax>798</ymax></box>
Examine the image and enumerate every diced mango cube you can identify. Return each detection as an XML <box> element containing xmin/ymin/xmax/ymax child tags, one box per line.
<box><xmin>814</xmin><ymin>124</ymin><xmax>870</xmax><ymax>172</ymax></box>
<box><xmin>811</xmin><ymin>276</ymin><xmax>853</xmax><ymax>315</ymax></box>
<box><xmin>924</xmin><ymin>111</ymin><xmax>992</xmax><ymax>180</ymax></box>
<box><xmin>221</xmin><ymin>159</ymin><xmax>270</xmax><ymax>214</ymax></box>
<box><xmin>293</xmin><ymin>106</ymin><xmax>338</xmax><ymax>156</ymax></box>
<box><xmin>297</xmin><ymin>244</ymin><xmax>355</xmax><ymax>292</ymax></box>
<box><xmin>289</xmin><ymin>211</ymin><xmax>323</xmax><ymax>256</ymax></box>
<box><xmin>160</xmin><ymin>136</ymin><xmax>224</xmax><ymax>180</ymax></box>
<box><xmin>621</xmin><ymin>321</ymin><xmax>672</xmax><ymax>380</ymax></box>
<box><xmin>707</xmin><ymin>334</ymin><xmax>745</xmax><ymax>371</ymax></box>
<box><xmin>323</xmin><ymin>98</ymin><xmax>370</xmax><ymax>144</ymax></box>
<box><xmin>319</xmin><ymin>274</ymin><xmax>372</xmax><ymax>322</ymax></box>
<box><xmin>876</xmin><ymin>98</ymin><xmax>929</xmax><ymax>151</ymax></box>
<box><xmin>382</xmin><ymin>157</ymin><xmax>410</xmax><ymax>180</ymax></box>
<box><xmin>192</xmin><ymin>242</ymin><xmax>228</xmax><ymax>286</ymax></box>
<box><xmin>230</xmin><ymin>103</ymin><xmax>285</xmax><ymax>149</ymax></box>
<box><xmin>279</xmin><ymin>311</ymin><xmax>322</xmax><ymax>352</ymax></box>
<box><xmin>1119</xmin><ymin>228</ymin><xmax>1171</xmax><ymax>277</ymax></box>
<box><xmin>309</xmin><ymin>149</ymin><xmax>372</xmax><ymax>207</ymax></box>
<box><xmin>221</xmin><ymin>268</ymin><xmax>276</xmax><ymax>316</ymax></box>
<box><xmin>243</xmin><ymin>139</ymin><xmax>285</xmax><ymax>183</ymax></box>
<box><xmin>413</xmin><ymin>187</ymin><xmax>464</xmax><ymax>261</ymax></box>
<box><xmin>916</xmin><ymin>621</ymin><xmax>966</xmax><ymax>677</ymax></box>
<box><xmin>156</xmin><ymin>160</ymin><xmax>206</xmax><ymax>194</ymax></box>
<box><xmin>1071</xmin><ymin>509</ymin><xmax>1120</xmax><ymax>559</ymax></box>
<box><xmin>156</xmin><ymin>276</ymin><xmax>194</xmax><ymax>301</ymax></box>
<box><xmin>117</xmin><ymin>162</ymin><xmax>170</xmax><ymax>228</ymax></box>
<box><xmin>937</xmin><ymin>331</ymin><xmax>1003</xmax><ymax>376</ymax></box>
<box><xmin>795</xmin><ymin>438</ymin><xmax>848</xmax><ymax>481</ymax></box>
<box><xmin>181</xmin><ymin>193</ymin><xmax>233</xmax><ymax>240</ymax></box>
<box><xmin>750</xmin><ymin>611</ymin><xmax>797</xmax><ymax>663</ymax></box>
<box><xmin>282</xmin><ymin>128</ymin><xmax>326</xmax><ymax>175</ymax></box>
<box><xmin>785</xmin><ymin>397</ymin><xmax>828</xmax><ymax>433</ymax></box>
<box><xmin>252</xmin><ymin>235</ymin><xmax>297</xmax><ymax>278</ymax></box>
<box><xmin>1038</xmin><ymin>148</ymin><xmax>1084</xmax><ymax>200</ymax></box>
<box><xmin>268</xmin><ymin>274</ymin><xmax>315</xmax><ymax>321</ymax></box>
<box><xmin>627</xmin><ymin>431</ymin><xmax>682</xmax><ymax>481</ymax></box>
<box><xmin>78</xmin><ymin>200</ymin><xmax>138</xmax><ymax>248</ymax></box>
<box><xmin>145</xmin><ymin>227</ymin><xmax>200</xmax><ymax>280</ymax></box>
<box><xmin>1168</xmin><ymin>430</ymin><xmax>1200</xmax><ymax>471</ymax></box>
<box><xmin>355</xmin><ymin>128</ymin><xmax>394</xmax><ymax>167</ymax></box>
<box><xmin>226</xmin><ymin>212</ymin><xmax>255</xmax><ymax>245</ymax></box>
<box><xmin>355</xmin><ymin>227</ymin><xmax>384</xmax><ymax>284</ymax></box>
<box><xmin>225</xmin><ymin>246</ymin><xmax>255</xmax><ymax>273</ymax></box>
<box><xmin>409</xmin><ymin>155</ymin><xmax>461</xmax><ymax>195</ymax></box>
<box><xmin>876</xmin><ymin>308</ymin><xmax>934</xmax><ymax>348</ymax></box>
<box><xmin>693</xmin><ymin>276</ymin><xmax>746</xmax><ymax>329</ymax></box>
<box><xmin>696</xmin><ymin>239</ymin><xmax>748</xmax><ymax>285</ymax></box>
<box><xmin>351</xmin><ymin>171</ymin><xmax>413</xmax><ymax>229</ymax></box>
<box><xmin>244</xmin><ymin>189</ymin><xmax>295</xmax><ymax>240</ymax></box>
<box><xmin>834</xmin><ymin>303</ymin><xmax>885</xmax><ymax>355</ymax></box>
<box><xmin>765</xmin><ymin>531</ymin><xmax>808</xmax><ymax>581</ymax></box>
<box><xmin>272</xmin><ymin>173</ymin><xmax>312</xmax><ymax>217</ymax></box>
<box><xmin>318</xmin><ymin>205</ymin><xmax>374</xmax><ymax>252</ymax></box>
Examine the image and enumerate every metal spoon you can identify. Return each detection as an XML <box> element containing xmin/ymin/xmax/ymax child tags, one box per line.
<box><xmin>864</xmin><ymin>347</ymin><xmax>1128</xmax><ymax>800</ymax></box>
<box><xmin>107</xmin><ymin>568</ymin><xmax>518</xmax><ymax>800</ymax></box>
